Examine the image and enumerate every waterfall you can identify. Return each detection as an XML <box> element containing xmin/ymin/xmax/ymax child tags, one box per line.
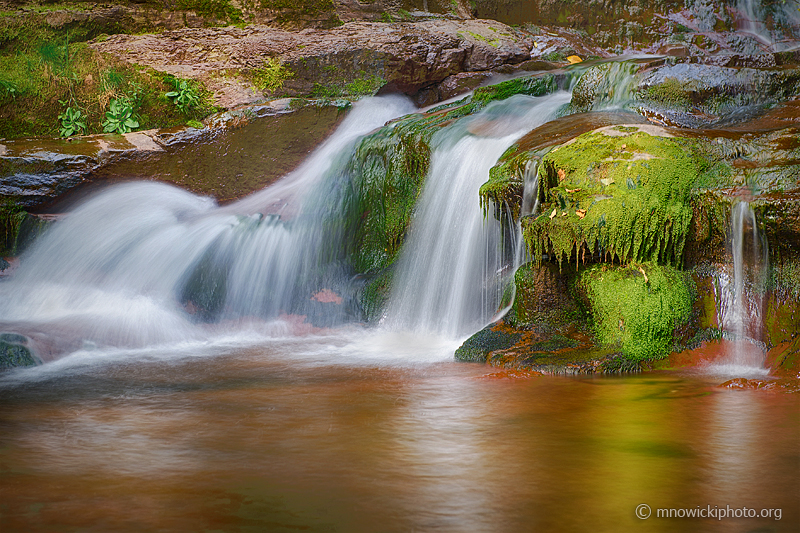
<box><xmin>0</xmin><ymin>96</ymin><xmax>416</xmax><ymax>358</ymax></box>
<box><xmin>385</xmin><ymin>92</ymin><xmax>571</xmax><ymax>337</ymax></box>
<box><xmin>716</xmin><ymin>201</ymin><xmax>769</xmax><ymax>373</ymax></box>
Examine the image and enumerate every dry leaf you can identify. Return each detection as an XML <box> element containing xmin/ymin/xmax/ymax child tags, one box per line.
<box><xmin>566</xmin><ymin>188</ymin><xmax>581</xmax><ymax>193</ymax></box>
<box><xmin>567</xmin><ymin>55</ymin><xmax>583</xmax><ymax>64</ymax></box>
<box><xmin>600</xmin><ymin>177</ymin><xmax>615</xmax><ymax>186</ymax></box>
<box><xmin>557</xmin><ymin>168</ymin><xmax>566</xmax><ymax>181</ymax></box>
<box><xmin>549</xmin><ymin>208</ymin><xmax>557</xmax><ymax>219</ymax></box>
<box><xmin>620</xmin><ymin>144</ymin><xmax>626</xmax><ymax>150</ymax></box>
<box><xmin>561</xmin><ymin>212</ymin><xmax>567</xmax><ymax>217</ymax></box>
<box><xmin>576</xmin><ymin>209</ymin><xmax>586</xmax><ymax>219</ymax></box>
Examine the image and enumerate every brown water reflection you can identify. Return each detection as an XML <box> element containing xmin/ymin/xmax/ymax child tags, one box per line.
<box><xmin>0</xmin><ymin>345</ymin><xmax>797</xmax><ymax>532</ymax></box>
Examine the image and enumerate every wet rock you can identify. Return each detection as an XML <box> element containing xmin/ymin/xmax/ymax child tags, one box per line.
<box><xmin>0</xmin><ymin>333</ymin><xmax>39</xmax><ymax>369</ymax></box>
<box><xmin>454</xmin><ymin>323</ymin><xmax>522</xmax><ymax>363</ymax></box>
<box><xmin>720</xmin><ymin>377</ymin><xmax>800</xmax><ymax>393</ymax></box>
<box><xmin>0</xmin><ymin>99</ymin><xmax>347</xmax><ymax>209</ymax></box>
<box><xmin>437</xmin><ymin>72</ymin><xmax>493</xmax><ymax>100</ymax></box>
<box><xmin>508</xmin><ymin>262</ymin><xmax>580</xmax><ymax>329</ymax></box>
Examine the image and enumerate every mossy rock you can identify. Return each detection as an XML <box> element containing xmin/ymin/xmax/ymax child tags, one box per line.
<box><xmin>479</xmin><ymin>110</ymin><xmax>649</xmax><ymax>222</ymax></box>
<box><xmin>454</xmin><ymin>323</ymin><xmax>522</xmax><ymax>363</ymax></box>
<box><xmin>510</xmin><ymin>261</ymin><xmax>582</xmax><ymax>328</ymax></box>
<box><xmin>0</xmin><ymin>333</ymin><xmax>38</xmax><ymax>369</ymax></box>
<box><xmin>577</xmin><ymin>262</ymin><xmax>694</xmax><ymax>361</ymax></box>
<box><xmin>359</xmin><ymin>268</ymin><xmax>393</xmax><ymax>322</ymax></box>
<box><xmin>522</xmin><ymin>124</ymin><xmax>719</xmax><ymax>267</ymax></box>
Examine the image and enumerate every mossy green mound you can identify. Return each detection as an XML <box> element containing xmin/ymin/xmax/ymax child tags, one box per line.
<box><xmin>523</xmin><ymin>125</ymin><xmax>721</xmax><ymax>267</ymax></box>
<box><xmin>578</xmin><ymin>262</ymin><xmax>693</xmax><ymax>361</ymax></box>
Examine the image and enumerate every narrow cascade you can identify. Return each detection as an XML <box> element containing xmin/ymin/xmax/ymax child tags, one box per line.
<box><xmin>385</xmin><ymin>92</ymin><xmax>571</xmax><ymax>338</ymax></box>
<box><xmin>718</xmin><ymin>201</ymin><xmax>769</xmax><ymax>372</ymax></box>
<box><xmin>0</xmin><ymin>96</ymin><xmax>415</xmax><ymax>357</ymax></box>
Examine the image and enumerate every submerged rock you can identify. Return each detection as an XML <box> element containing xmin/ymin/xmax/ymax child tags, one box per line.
<box><xmin>0</xmin><ymin>333</ymin><xmax>38</xmax><ymax>369</ymax></box>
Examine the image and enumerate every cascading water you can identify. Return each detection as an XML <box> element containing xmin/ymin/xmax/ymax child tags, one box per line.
<box><xmin>385</xmin><ymin>92</ymin><xmax>571</xmax><ymax>337</ymax></box>
<box><xmin>714</xmin><ymin>201</ymin><xmax>769</xmax><ymax>374</ymax></box>
<box><xmin>0</xmin><ymin>96</ymin><xmax>416</xmax><ymax>359</ymax></box>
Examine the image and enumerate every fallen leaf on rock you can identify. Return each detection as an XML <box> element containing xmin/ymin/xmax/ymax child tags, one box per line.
<box><xmin>566</xmin><ymin>188</ymin><xmax>581</xmax><ymax>193</ymax></box>
<box><xmin>567</xmin><ymin>55</ymin><xmax>583</xmax><ymax>64</ymax></box>
<box><xmin>600</xmin><ymin>177</ymin><xmax>615</xmax><ymax>186</ymax></box>
<box><xmin>576</xmin><ymin>209</ymin><xmax>586</xmax><ymax>219</ymax></box>
<box><xmin>549</xmin><ymin>207</ymin><xmax>557</xmax><ymax>219</ymax></box>
<box><xmin>557</xmin><ymin>168</ymin><xmax>565</xmax><ymax>181</ymax></box>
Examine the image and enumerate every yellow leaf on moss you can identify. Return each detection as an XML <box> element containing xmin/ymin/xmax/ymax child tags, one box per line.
<box><xmin>567</xmin><ymin>55</ymin><xmax>583</xmax><ymax>64</ymax></box>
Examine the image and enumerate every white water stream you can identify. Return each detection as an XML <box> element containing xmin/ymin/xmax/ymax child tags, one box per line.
<box><xmin>386</xmin><ymin>92</ymin><xmax>570</xmax><ymax>337</ymax></box>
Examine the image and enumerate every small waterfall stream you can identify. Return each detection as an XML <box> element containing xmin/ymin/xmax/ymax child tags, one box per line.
<box><xmin>0</xmin><ymin>96</ymin><xmax>416</xmax><ymax>357</ymax></box>
<box><xmin>385</xmin><ymin>92</ymin><xmax>570</xmax><ymax>337</ymax></box>
<box><xmin>715</xmin><ymin>201</ymin><xmax>769</xmax><ymax>373</ymax></box>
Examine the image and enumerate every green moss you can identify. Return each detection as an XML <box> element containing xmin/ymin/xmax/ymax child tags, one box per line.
<box><xmin>310</xmin><ymin>72</ymin><xmax>386</xmax><ymax>98</ymax></box>
<box><xmin>479</xmin><ymin>148</ymin><xmax>534</xmax><ymax>221</ymax></box>
<box><xmin>345</xmin><ymin>74</ymin><xmax>386</xmax><ymax>96</ymax></box>
<box><xmin>463</xmin><ymin>30</ymin><xmax>500</xmax><ymax>47</ymax></box>
<box><xmin>176</xmin><ymin>0</ymin><xmax>243</xmax><ymax>23</ymax></box>
<box><xmin>522</xmin><ymin>127</ymin><xmax>711</xmax><ymax>268</ymax></box>
<box><xmin>642</xmin><ymin>77</ymin><xmax>691</xmax><ymax>108</ymax></box>
<box><xmin>0</xmin><ymin>335</ymin><xmax>38</xmax><ymax>368</ymax></box>
<box><xmin>471</xmin><ymin>74</ymin><xmax>556</xmax><ymax>106</ymax></box>
<box><xmin>251</xmin><ymin>56</ymin><xmax>294</xmax><ymax>93</ymax></box>
<box><xmin>579</xmin><ymin>262</ymin><xmax>693</xmax><ymax>361</ymax></box>
<box><xmin>0</xmin><ymin>199</ymin><xmax>26</xmax><ymax>255</ymax></box>
<box><xmin>359</xmin><ymin>268</ymin><xmax>393</xmax><ymax>322</ymax></box>
<box><xmin>0</xmin><ymin>39</ymin><xmax>218</xmax><ymax>139</ymax></box>
<box><xmin>455</xmin><ymin>324</ymin><xmax>522</xmax><ymax>363</ymax></box>
<box><xmin>344</xmin><ymin>114</ymin><xmax>433</xmax><ymax>274</ymax></box>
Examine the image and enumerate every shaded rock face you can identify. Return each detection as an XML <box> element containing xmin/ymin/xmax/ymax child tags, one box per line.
<box><xmin>0</xmin><ymin>100</ymin><xmax>347</xmax><ymax>210</ymax></box>
<box><xmin>90</xmin><ymin>19</ymin><xmax>533</xmax><ymax>108</ymax></box>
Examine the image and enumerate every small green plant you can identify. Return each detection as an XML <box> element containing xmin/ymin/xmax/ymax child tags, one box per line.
<box><xmin>0</xmin><ymin>79</ymin><xmax>19</xmax><ymax>100</ymax></box>
<box><xmin>165</xmin><ymin>78</ymin><xmax>201</xmax><ymax>114</ymax></box>
<box><xmin>186</xmin><ymin>119</ymin><xmax>204</xmax><ymax>129</ymax></box>
<box><xmin>252</xmin><ymin>57</ymin><xmax>294</xmax><ymax>93</ymax></box>
<box><xmin>380</xmin><ymin>12</ymin><xmax>395</xmax><ymax>23</ymax></box>
<box><xmin>102</xmin><ymin>98</ymin><xmax>139</xmax><ymax>134</ymax></box>
<box><xmin>58</xmin><ymin>105</ymin><xmax>87</xmax><ymax>137</ymax></box>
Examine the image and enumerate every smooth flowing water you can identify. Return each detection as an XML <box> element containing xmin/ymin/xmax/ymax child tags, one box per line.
<box><xmin>0</xmin><ymin>349</ymin><xmax>797</xmax><ymax>532</ymax></box>
<box><xmin>386</xmin><ymin>92</ymin><xmax>570</xmax><ymax>337</ymax></box>
<box><xmin>713</xmin><ymin>201</ymin><xmax>769</xmax><ymax>375</ymax></box>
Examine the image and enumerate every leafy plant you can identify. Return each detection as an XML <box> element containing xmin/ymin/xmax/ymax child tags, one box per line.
<box><xmin>165</xmin><ymin>78</ymin><xmax>201</xmax><ymax>114</ymax></box>
<box><xmin>58</xmin><ymin>104</ymin><xmax>86</xmax><ymax>137</ymax></box>
<box><xmin>0</xmin><ymin>79</ymin><xmax>18</xmax><ymax>101</ymax></box>
<box><xmin>252</xmin><ymin>57</ymin><xmax>294</xmax><ymax>93</ymax></box>
<box><xmin>102</xmin><ymin>98</ymin><xmax>138</xmax><ymax>134</ymax></box>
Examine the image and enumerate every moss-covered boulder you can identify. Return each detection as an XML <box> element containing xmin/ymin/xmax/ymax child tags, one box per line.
<box><xmin>577</xmin><ymin>262</ymin><xmax>693</xmax><ymax>361</ymax></box>
<box><xmin>522</xmin><ymin>124</ymin><xmax>729</xmax><ymax>267</ymax></box>
<box><xmin>0</xmin><ymin>333</ymin><xmax>39</xmax><ymax>369</ymax></box>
